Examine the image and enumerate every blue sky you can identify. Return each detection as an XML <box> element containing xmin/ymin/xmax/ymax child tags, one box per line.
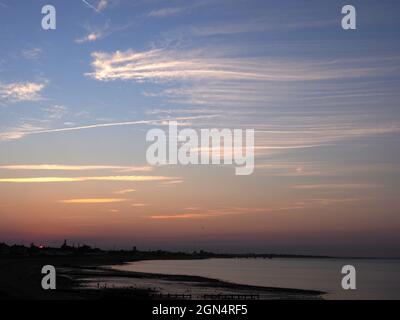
<box><xmin>0</xmin><ymin>0</ymin><xmax>400</xmax><ymax>256</ymax></box>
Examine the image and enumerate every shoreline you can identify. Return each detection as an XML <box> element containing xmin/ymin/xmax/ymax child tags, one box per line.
<box><xmin>0</xmin><ymin>255</ymin><xmax>325</xmax><ymax>300</ymax></box>
<box><xmin>65</xmin><ymin>264</ymin><xmax>326</xmax><ymax>299</ymax></box>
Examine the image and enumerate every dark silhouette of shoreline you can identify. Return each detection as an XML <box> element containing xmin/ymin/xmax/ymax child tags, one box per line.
<box><xmin>0</xmin><ymin>240</ymin><xmax>327</xmax><ymax>300</ymax></box>
<box><xmin>0</xmin><ymin>240</ymin><xmax>397</xmax><ymax>300</ymax></box>
<box><xmin>1</xmin><ymin>240</ymin><xmax>398</xmax><ymax>260</ymax></box>
<box><xmin>0</xmin><ymin>239</ymin><xmax>335</xmax><ymax>260</ymax></box>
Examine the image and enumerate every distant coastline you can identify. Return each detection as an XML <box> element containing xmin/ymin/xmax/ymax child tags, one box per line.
<box><xmin>2</xmin><ymin>240</ymin><xmax>398</xmax><ymax>260</ymax></box>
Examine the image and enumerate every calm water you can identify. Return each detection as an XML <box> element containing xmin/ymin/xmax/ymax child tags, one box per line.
<box><xmin>111</xmin><ymin>258</ymin><xmax>400</xmax><ymax>299</ymax></box>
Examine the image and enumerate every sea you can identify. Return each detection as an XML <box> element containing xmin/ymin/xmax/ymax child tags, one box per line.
<box><xmin>110</xmin><ymin>257</ymin><xmax>400</xmax><ymax>300</ymax></box>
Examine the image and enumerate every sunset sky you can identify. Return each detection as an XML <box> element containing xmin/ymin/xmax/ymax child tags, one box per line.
<box><xmin>0</xmin><ymin>0</ymin><xmax>399</xmax><ymax>257</ymax></box>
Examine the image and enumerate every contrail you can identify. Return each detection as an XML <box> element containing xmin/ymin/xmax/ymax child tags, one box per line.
<box><xmin>81</xmin><ymin>0</ymin><xmax>99</xmax><ymax>12</ymax></box>
<box><xmin>30</xmin><ymin>115</ymin><xmax>216</xmax><ymax>135</ymax></box>
<box><xmin>0</xmin><ymin>115</ymin><xmax>219</xmax><ymax>141</ymax></box>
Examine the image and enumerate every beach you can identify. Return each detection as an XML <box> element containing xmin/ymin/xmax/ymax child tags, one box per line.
<box><xmin>0</xmin><ymin>256</ymin><xmax>324</xmax><ymax>300</ymax></box>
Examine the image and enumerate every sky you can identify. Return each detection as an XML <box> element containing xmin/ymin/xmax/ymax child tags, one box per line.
<box><xmin>0</xmin><ymin>0</ymin><xmax>399</xmax><ymax>257</ymax></box>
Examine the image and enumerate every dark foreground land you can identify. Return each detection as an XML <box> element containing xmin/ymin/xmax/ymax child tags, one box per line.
<box><xmin>0</xmin><ymin>244</ymin><xmax>326</xmax><ymax>300</ymax></box>
<box><xmin>0</xmin><ymin>255</ymin><xmax>324</xmax><ymax>300</ymax></box>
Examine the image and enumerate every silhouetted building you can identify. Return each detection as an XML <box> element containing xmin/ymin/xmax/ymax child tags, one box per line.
<box><xmin>0</xmin><ymin>243</ymin><xmax>10</xmax><ymax>255</ymax></box>
<box><xmin>10</xmin><ymin>245</ymin><xmax>28</xmax><ymax>256</ymax></box>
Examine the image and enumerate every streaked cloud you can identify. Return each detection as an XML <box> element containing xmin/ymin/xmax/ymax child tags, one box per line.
<box><xmin>148</xmin><ymin>7</ymin><xmax>185</xmax><ymax>18</ymax></box>
<box><xmin>160</xmin><ymin>180</ymin><xmax>184</xmax><ymax>185</ymax></box>
<box><xmin>253</xmin><ymin>120</ymin><xmax>400</xmax><ymax>156</ymax></box>
<box><xmin>299</xmin><ymin>198</ymin><xmax>363</xmax><ymax>206</ymax></box>
<box><xmin>255</xmin><ymin>162</ymin><xmax>322</xmax><ymax>176</ymax></box>
<box><xmin>113</xmin><ymin>188</ymin><xmax>136</xmax><ymax>194</ymax></box>
<box><xmin>42</xmin><ymin>105</ymin><xmax>68</xmax><ymax>119</ymax></box>
<box><xmin>60</xmin><ymin>198</ymin><xmax>127</xmax><ymax>204</ymax></box>
<box><xmin>75</xmin><ymin>20</ymin><xmax>135</xmax><ymax>44</ymax></box>
<box><xmin>150</xmin><ymin>196</ymin><xmax>370</xmax><ymax>220</ymax></box>
<box><xmin>150</xmin><ymin>206</ymin><xmax>303</xmax><ymax>220</ymax></box>
<box><xmin>291</xmin><ymin>183</ymin><xmax>382</xmax><ymax>190</ymax></box>
<box><xmin>96</xmin><ymin>0</ymin><xmax>108</xmax><ymax>11</ymax></box>
<box><xmin>0</xmin><ymin>175</ymin><xmax>179</xmax><ymax>183</ymax></box>
<box><xmin>131</xmin><ymin>203</ymin><xmax>149</xmax><ymax>207</ymax></box>
<box><xmin>162</xmin><ymin>16</ymin><xmax>337</xmax><ymax>40</ymax></box>
<box><xmin>0</xmin><ymin>81</ymin><xmax>46</xmax><ymax>102</ymax></box>
<box><xmin>75</xmin><ymin>31</ymin><xmax>103</xmax><ymax>43</ymax></box>
<box><xmin>151</xmin><ymin>213</ymin><xmax>209</xmax><ymax>219</ymax></box>
<box><xmin>21</xmin><ymin>48</ymin><xmax>42</xmax><ymax>60</ymax></box>
<box><xmin>0</xmin><ymin>164</ymin><xmax>152</xmax><ymax>172</ymax></box>
<box><xmin>256</xmin><ymin>162</ymin><xmax>400</xmax><ymax>177</ymax></box>
<box><xmin>146</xmin><ymin>108</ymin><xmax>220</xmax><ymax>115</ymax></box>
<box><xmin>75</xmin><ymin>20</ymin><xmax>113</xmax><ymax>44</ymax></box>
<box><xmin>84</xmin><ymin>48</ymin><xmax>400</xmax><ymax>160</ymax></box>
<box><xmin>147</xmin><ymin>1</ymin><xmax>215</xmax><ymax>19</ymax></box>
<box><xmin>86</xmin><ymin>48</ymin><xmax>400</xmax><ymax>83</ymax></box>
<box><xmin>0</xmin><ymin>123</ymin><xmax>45</xmax><ymax>141</ymax></box>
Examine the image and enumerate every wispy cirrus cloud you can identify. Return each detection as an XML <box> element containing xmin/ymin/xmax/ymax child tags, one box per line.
<box><xmin>75</xmin><ymin>31</ymin><xmax>104</xmax><ymax>43</ymax></box>
<box><xmin>290</xmin><ymin>183</ymin><xmax>382</xmax><ymax>190</ymax></box>
<box><xmin>21</xmin><ymin>48</ymin><xmax>42</xmax><ymax>60</ymax></box>
<box><xmin>75</xmin><ymin>20</ymin><xmax>135</xmax><ymax>45</ymax></box>
<box><xmin>146</xmin><ymin>108</ymin><xmax>220</xmax><ymax>115</ymax></box>
<box><xmin>0</xmin><ymin>81</ymin><xmax>46</xmax><ymax>102</ymax></box>
<box><xmin>113</xmin><ymin>188</ymin><xmax>136</xmax><ymax>194</ymax></box>
<box><xmin>60</xmin><ymin>198</ymin><xmax>126</xmax><ymax>204</ymax></box>
<box><xmin>151</xmin><ymin>213</ymin><xmax>208</xmax><ymax>219</ymax></box>
<box><xmin>298</xmin><ymin>198</ymin><xmax>364</xmax><ymax>206</ymax></box>
<box><xmin>253</xmin><ymin>121</ymin><xmax>400</xmax><ymax>156</ymax></box>
<box><xmin>0</xmin><ymin>123</ymin><xmax>45</xmax><ymax>141</ymax></box>
<box><xmin>96</xmin><ymin>0</ymin><xmax>108</xmax><ymax>11</ymax></box>
<box><xmin>150</xmin><ymin>195</ymin><xmax>370</xmax><ymax>220</ymax></box>
<box><xmin>150</xmin><ymin>205</ymin><xmax>303</xmax><ymax>220</ymax></box>
<box><xmin>75</xmin><ymin>21</ymin><xmax>112</xmax><ymax>44</ymax></box>
<box><xmin>166</xmin><ymin>18</ymin><xmax>337</xmax><ymax>40</ymax></box>
<box><xmin>84</xmin><ymin>48</ymin><xmax>400</xmax><ymax>158</ymax></box>
<box><xmin>0</xmin><ymin>164</ymin><xmax>152</xmax><ymax>172</ymax></box>
<box><xmin>42</xmin><ymin>105</ymin><xmax>68</xmax><ymax>119</ymax></box>
<box><xmin>147</xmin><ymin>1</ymin><xmax>226</xmax><ymax>19</ymax></box>
<box><xmin>148</xmin><ymin>7</ymin><xmax>185</xmax><ymax>18</ymax></box>
<box><xmin>256</xmin><ymin>161</ymin><xmax>400</xmax><ymax>177</ymax></box>
<box><xmin>160</xmin><ymin>180</ymin><xmax>184</xmax><ymax>185</ymax></box>
<box><xmin>131</xmin><ymin>203</ymin><xmax>149</xmax><ymax>207</ymax></box>
<box><xmin>86</xmin><ymin>48</ymin><xmax>400</xmax><ymax>83</ymax></box>
<box><xmin>0</xmin><ymin>175</ymin><xmax>179</xmax><ymax>183</ymax></box>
